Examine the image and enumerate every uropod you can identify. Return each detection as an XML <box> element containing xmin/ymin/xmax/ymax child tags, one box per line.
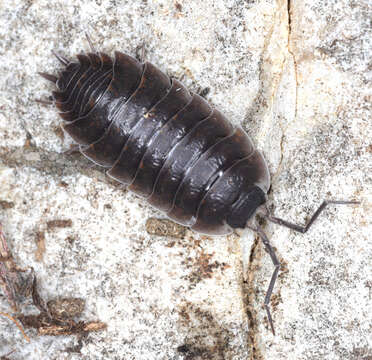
<box><xmin>38</xmin><ymin>35</ymin><xmax>359</xmax><ymax>334</ymax></box>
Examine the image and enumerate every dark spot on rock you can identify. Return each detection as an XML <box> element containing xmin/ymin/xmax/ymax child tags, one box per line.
<box><xmin>182</xmin><ymin>250</ymin><xmax>230</xmax><ymax>288</ymax></box>
<box><xmin>47</xmin><ymin>219</ymin><xmax>73</xmax><ymax>229</ymax></box>
<box><xmin>35</xmin><ymin>231</ymin><xmax>46</xmax><ymax>262</ymax></box>
<box><xmin>59</xmin><ymin>181</ymin><xmax>69</xmax><ymax>188</ymax></box>
<box><xmin>175</xmin><ymin>2</ymin><xmax>182</xmax><ymax>12</ymax></box>
<box><xmin>0</xmin><ymin>200</ymin><xmax>15</xmax><ymax>209</ymax></box>
<box><xmin>65</xmin><ymin>236</ymin><xmax>75</xmax><ymax>245</ymax></box>
<box><xmin>47</xmin><ymin>298</ymin><xmax>85</xmax><ymax>321</ymax></box>
<box><xmin>177</xmin><ymin>302</ymin><xmax>235</xmax><ymax>359</ymax></box>
<box><xmin>199</xmin><ymin>87</ymin><xmax>210</xmax><ymax>98</ymax></box>
<box><xmin>53</xmin><ymin>126</ymin><xmax>65</xmax><ymax>141</ymax></box>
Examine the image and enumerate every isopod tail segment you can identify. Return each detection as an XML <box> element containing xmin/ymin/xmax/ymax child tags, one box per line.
<box><xmin>252</xmin><ymin>199</ymin><xmax>360</xmax><ymax>335</ymax></box>
<box><xmin>52</xmin><ymin>50</ymin><xmax>70</xmax><ymax>66</ymax></box>
<box><xmin>38</xmin><ymin>72</ymin><xmax>58</xmax><ymax>84</ymax></box>
<box><xmin>36</xmin><ymin>51</ymin><xmax>72</xmax><ymax>105</ymax></box>
<box><xmin>35</xmin><ymin>73</ymin><xmax>59</xmax><ymax>105</ymax></box>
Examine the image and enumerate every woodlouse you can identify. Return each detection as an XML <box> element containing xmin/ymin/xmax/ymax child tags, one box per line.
<box><xmin>38</xmin><ymin>35</ymin><xmax>359</xmax><ymax>334</ymax></box>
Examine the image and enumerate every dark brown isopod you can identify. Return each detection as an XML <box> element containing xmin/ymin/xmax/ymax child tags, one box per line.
<box><xmin>38</xmin><ymin>36</ymin><xmax>359</xmax><ymax>335</ymax></box>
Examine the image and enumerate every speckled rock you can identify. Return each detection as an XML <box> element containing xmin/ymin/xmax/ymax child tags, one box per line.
<box><xmin>0</xmin><ymin>0</ymin><xmax>370</xmax><ymax>359</ymax></box>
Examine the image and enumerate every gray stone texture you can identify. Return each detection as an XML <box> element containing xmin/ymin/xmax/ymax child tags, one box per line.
<box><xmin>0</xmin><ymin>0</ymin><xmax>370</xmax><ymax>359</ymax></box>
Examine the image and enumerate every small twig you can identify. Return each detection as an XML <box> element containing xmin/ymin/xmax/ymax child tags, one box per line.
<box><xmin>0</xmin><ymin>223</ymin><xmax>106</xmax><ymax>342</ymax></box>
<box><xmin>31</xmin><ymin>274</ymin><xmax>50</xmax><ymax>317</ymax></box>
<box><xmin>0</xmin><ymin>311</ymin><xmax>30</xmax><ymax>343</ymax></box>
<box><xmin>0</xmin><ymin>349</ymin><xmax>16</xmax><ymax>359</ymax></box>
<box><xmin>0</xmin><ymin>223</ymin><xmax>10</xmax><ymax>257</ymax></box>
<box><xmin>0</xmin><ymin>224</ymin><xmax>18</xmax><ymax>311</ymax></box>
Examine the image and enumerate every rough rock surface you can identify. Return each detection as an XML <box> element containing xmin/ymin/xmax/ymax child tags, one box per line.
<box><xmin>0</xmin><ymin>0</ymin><xmax>370</xmax><ymax>359</ymax></box>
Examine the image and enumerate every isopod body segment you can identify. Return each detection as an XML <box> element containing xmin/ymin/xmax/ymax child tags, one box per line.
<box><xmin>46</xmin><ymin>50</ymin><xmax>271</xmax><ymax>235</ymax></box>
<box><xmin>39</xmin><ymin>39</ymin><xmax>358</xmax><ymax>335</ymax></box>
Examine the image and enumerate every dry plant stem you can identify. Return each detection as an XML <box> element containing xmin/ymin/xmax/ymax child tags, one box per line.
<box><xmin>0</xmin><ymin>311</ymin><xmax>30</xmax><ymax>343</ymax></box>
<box><xmin>0</xmin><ymin>224</ymin><xmax>18</xmax><ymax>311</ymax></box>
<box><xmin>1</xmin><ymin>349</ymin><xmax>16</xmax><ymax>359</ymax></box>
<box><xmin>1</xmin><ymin>223</ymin><xmax>107</xmax><ymax>343</ymax></box>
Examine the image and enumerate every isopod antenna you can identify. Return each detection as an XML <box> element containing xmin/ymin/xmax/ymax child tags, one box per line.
<box><xmin>252</xmin><ymin>199</ymin><xmax>360</xmax><ymax>335</ymax></box>
<box><xmin>264</xmin><ymin>200</ymin><xmax>359</xmax><ymax>233</ymax></box>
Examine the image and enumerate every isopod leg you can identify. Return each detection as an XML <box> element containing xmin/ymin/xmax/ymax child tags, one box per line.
<box><xmin>265</xmin><ymin>200</ymin><xmax>359</xmax><ymax>234</ymax></box>
<box><xmin>38</xmin><ymin>72</ymin><xmax>58</xmax><ymax>84</ymax></box>
<box><xmin>52</xmin><ymin>50</ymin><xmax>69</xmax><ymax>66</ymax></box>
<box><xmin>85</xmin><ymin>32</ymin><xmax>96</xmax><ymax>53</ymax></box>
<box><xmin>249</xmin><ymin>225</ymin><xmax>280</xmax><ymax>335</ymax></box>
<box><xmin>35</xmin><ymin>99</ymin><xmax>54</xmax><ymax>106</ymax></box>
<box><xmin>62</xmin><ymin>144</ymin><xmax>81</xmax><ymax>155</ymax></box>
<box><xmin>137</xmin><ymin>43</ymin><xmax>146</xmax><ymax>63</ymax></box>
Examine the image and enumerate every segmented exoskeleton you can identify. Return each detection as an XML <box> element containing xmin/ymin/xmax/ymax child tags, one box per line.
<box><xmin>38</xmin><ymin>36</ymin><xmax>358</xmax><ymax>335</ymax></box>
